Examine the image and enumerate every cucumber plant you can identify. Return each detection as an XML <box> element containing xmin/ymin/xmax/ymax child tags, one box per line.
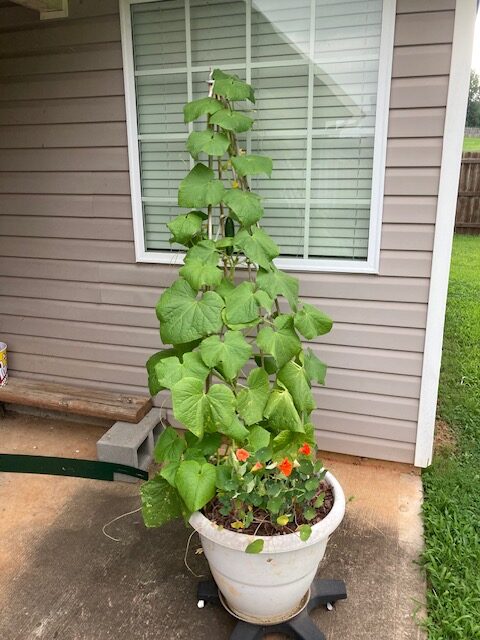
<box><xmin>141</xmin><ymin>69</ymin><xmax>333</xmax><ymax>550</ymax></box>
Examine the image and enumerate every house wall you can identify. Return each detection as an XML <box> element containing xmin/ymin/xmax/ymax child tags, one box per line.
<box><xmin>0</xmin><ymin>0</ymin><xmax>456</xmax><ymax>464</ymax></box>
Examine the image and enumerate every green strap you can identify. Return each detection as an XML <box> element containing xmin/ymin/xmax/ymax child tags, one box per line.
<box><xmin>0</xmin><ymin>454</ymin><xmax>148</xmax><ymax>482</ymax></box>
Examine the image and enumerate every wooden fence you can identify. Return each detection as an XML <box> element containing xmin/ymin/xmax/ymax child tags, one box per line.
<box><xmin>456</xmin><ymin>152</ymin><xmax>480</xmax><ymax>235</ymax></box>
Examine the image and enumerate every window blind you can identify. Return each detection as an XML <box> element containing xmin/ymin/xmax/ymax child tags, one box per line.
<box><xmin>130</xmin><ymin>0</ymin><xmax>383</xmax><ymax>261</ymax></box>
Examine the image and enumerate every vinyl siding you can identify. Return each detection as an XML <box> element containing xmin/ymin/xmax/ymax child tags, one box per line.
<box><xmin>0</xmin><ymin>0</ymin><xmax>455</xmax><ymax>464</ymax></box>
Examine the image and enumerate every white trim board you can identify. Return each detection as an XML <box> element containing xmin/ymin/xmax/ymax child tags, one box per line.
<box><xmin>119</xmin><ymin>0</ymin><xmax>396</xmax><ymax>274</ymax></box>
<box><xmin>414</xmin><ymin>0</ymin><xmax>477</xmax><ymax>468</ymax></box>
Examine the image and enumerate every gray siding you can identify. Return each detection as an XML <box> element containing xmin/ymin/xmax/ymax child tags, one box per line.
<box><xmin>0</xmin><ymin>0</ymin><xmax>455</xmax><ymax>464</ymax></box>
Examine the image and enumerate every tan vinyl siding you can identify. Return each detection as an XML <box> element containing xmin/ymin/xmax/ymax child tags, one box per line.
<box><xmin>0</xmin><ymin>0</ymin><xmax>454</xmax><ymax>464</ymax></box>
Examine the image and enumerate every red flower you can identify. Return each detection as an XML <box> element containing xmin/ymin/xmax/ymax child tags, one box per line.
<box><xmin>298</xmin><ymin>443</ymin><xmax>311</xmax><ymax>456</ymax></box>
<box><xmin>279</xmin><ymin>457</ymin><xmax>293</xmax><ymax>477</ymax></box>
<box><xmin>236</xmin><ymin>448</ymin><xmax>250</xmax><ymax>462</ymax></box>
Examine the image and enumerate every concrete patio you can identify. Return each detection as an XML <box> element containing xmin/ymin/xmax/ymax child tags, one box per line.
<box><xmin>0</xmin><ymin>411</ymin><xmax>426</xmax><ymax>640</ymax></box>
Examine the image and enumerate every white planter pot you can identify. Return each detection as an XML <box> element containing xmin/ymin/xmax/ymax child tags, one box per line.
<box><xmin>189</xmin><ymin>471</ymin><xmax>345</xmax><ymax>625</ymax></box>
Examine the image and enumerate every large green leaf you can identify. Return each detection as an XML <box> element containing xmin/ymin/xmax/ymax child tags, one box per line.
<box><xmin>256</xmin><ymin>315</ymin><xmax>302</xmax><ymax>368</ymax></box>
<box><xmin>304</xmin><ymin>348</ymin><xmax>327</xmax><ymax>385</ymax></box>
<box><xmin>179</xmin><ymin>244</ymin><xmax>223</xmax><ymax>290</ymax></box>
<box><xmin>256</xmin><ymin>267</ymin><xmax>299</xmax><ymax>310</ymax></box>
<box><xmin>157</xmin><ymin>279</ymin><xmax>224</xmax><ymax>344</ymax></box>
<box><xmin>180</xmin><ymin>259</ymin><xmax>223</xmax><ymax>290</ymax></box>
<box><xmin>264</xmin><ymin>388</ymin><xmax>303</xmax><ymax>432</ymax></box>
<box><xmin>247</xmin><ymin>424</ymin><xmax>271</xmax><ymax>451</ymax></box>
<box><xmin>223</xmin><ymin>281</ymin><xmax>260</xmax><ymax>329</ymax></box>
<box><xmin>140</xmin><ymin>475</ymin><xmax>184</xmax><ymax>527</ymax></box>
<box><xmin>231</xmin><ymin>155</ymin><xmax>272</xmax><ymax>178</ymax></box>
<box><xmin>178</xmin><ymin>163</ymin><xmax>225</xmax><ymax>208</ymax></box>
<box><xmin>209</xmin><ymin>109</ymin><xmax>253</xmax><ymax>133</ymax></box>
<box><xmin>218</xmin><ymin>415</ymin><xmax>249</xmax><ymax>442</ymax></box>
<box><xmin>277</xmin><ymin>360</ymin><xmax>315</xmax><ymax>414</ymax></box>
<box><xmin>146</xmin><ymin>348</ymin><xmax>178</xmax><ymax>395</ymax></box>
<box><xmin>183</xmin><ymin>96</ymin><xmax>223</xmax><ymax>123</ymax></box>
<box><xmin>172</xmin><ymin>377</ymin><xmax>237</xmax><ymax>438</ymax></box>
<box><xmin>294</xmin><ymin>304</ymin><xmax>333</xmax><ymax>339</ymax></box>
<box><xmin>236</xmin><ymin>228</ymin><xmax>279</xmax><ymax>270</ymax></box>
<box><xmin>175</xmin><ymin>460</ymin><xmax>216</xmax><ymax>512</ymax></box>
<box><xmin>154</xmin><ymin>426</ymin><xmax>185</xmax><ymax>463</ymax></box>
<box><xmin>199</xmin><ymin>330</ymin><xmax>252</xmax><ymax>380</ymax></box>
<box><xmin>214</xmin><ymin>277</ymin><xmax>235</xmax><ymax>301</ymax></box>
<box><xmin>223</xmin><ymin>189</ymin><xmax>263</xmax><ymax>227</ymax></box>
<box><xmin>237</xmin><ymin>368</ymin><xmax>270</xmax><ymax>425</ymax></box>
<box><xmin>167</xmin><ymin>211</ymin><xmax>207</xmax><ymax>246</ymax></box>
<box><xmin>185</xmin><ymin>239</ymin><xmax>219</xmax><ymax>263</ymax></box>
<box><xmin>204</xmin><ymin>384</ymin><xmax>239</xmax><ymax>431</ymax></box>
<box><xmin>186</xmin><ymin>130</ymin><xmax>230</xmax><ymax>158</ymax></box>
<box><xmin>212</xmin><ymin>69</ymin><xmax>255</xmax><ymax>103</ymax></box>
<box><xmin>171</xmin><ymin>377</ymin><xmax>207</xmax><ymax>438</ymax></box>
<box><xmin>151</xmin><ymin>352</ymin><xmax>209</xmax><ymax>391</ymax></box>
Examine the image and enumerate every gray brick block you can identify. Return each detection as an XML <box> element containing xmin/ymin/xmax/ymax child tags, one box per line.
<box><xmin>96</xmin><ymin>408</ymin><xmax>163</xmax><ymax>482</ymax></box>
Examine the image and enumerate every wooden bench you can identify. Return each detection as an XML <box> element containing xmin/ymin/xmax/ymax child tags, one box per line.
<box><xmin>0</xmin><ymin>378</ymin><xmax>152</xmax><ymax>424</ymax></box>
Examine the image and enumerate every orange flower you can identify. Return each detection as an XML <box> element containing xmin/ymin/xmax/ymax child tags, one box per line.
<box><xmin>279</xmin><ymin>457</ymin><xmax>293</xmax><ymax>477</ymax></box>
<box><xmin>252</xmin><ymin>461</ymin><xmax>263</xmax><ymax>472</ymax></box>
<box><xmin>236</xmin><ymin>448</ymin><xmax>250</xmax><ymax>462</ymax></box>
<box><xmin>298</xmin><ymin>443</ymin><xmax>311</xmax><ymax>456</ymax></box>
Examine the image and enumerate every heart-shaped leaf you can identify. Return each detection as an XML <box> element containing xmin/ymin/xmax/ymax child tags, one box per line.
<box><xmin>232</xmin><ymin>155</ymin><xmax>272</xmax><ymax>178</ymax></box>
<box><xmin>199</xmin><ymin>330</ymin><xmax>252</xmax><ymax>381</ymax></box>
<box><xmin>218</xmin><ymin>415</ymin><xmax>249</xmax><ymax>442</ymax></box>
<box><xmin>186</xmin><ymin>130</ymin><xmax>230</xmax><ymax>158</ymax></box>
<box><xmin>154</xmin><ymin>426</ymin><xmax>185</xmax><ymax>463</ymax></box>
<box><xmin>140</xmin><ymin>475</ymin><xmax>184</xmax><ymax>527</ymax></box>
<box><xmin>157</xmin><ymin>279</ymin><xmax>224</xmax><ymax>345</ymax></box>
<box><xmin>236</xmin><ymin>228</ymin><xmax>279</xmax><ymax>270</ymax></box>
<box><xmin>256</xmin><ymin>267</ymin><xmax>299</xmax><ymax>310</ymax></box>
<box><xmin>294</xmin><ymin>304</ymin><xmax>333</xmax><ymax>339</ymax></box>
<box><xmin>183</xmin><ymin>96</ymin><xmax>223</xmax><ymax>123</ymax></box>
<box><xmin>167</xmin><ymin>211</ymin><xmax>207</xmax><ymax>246</ymax></box>
<box><xmin>178</xmin><ymin>163</ymin><xmax>225</xmax><ymax>208</ymax></box>
<box><xmin>175</xmin><ymin>460</ymin><xmax>216</xmax><ymax>512</ymax></box>
<box><xmin>247</xmin><ymin>424</ymin><xmax>271</xmax><ymax>451</ymax></box>
<box><xmin>264</xmin><ymin>388</ymin><xmax>303</xmax><ymax>432</ymax></box>
<box><xmin>151</xmin><ymin>352</ymin><xmax>210</xmax><ymax>391</ymax></box>
<box><xmin>277</xmin><ymin>360</ymin><xmax>315</xmax><ymax>414</ymax></box>
<box><xmin>223</xmin><ymin>189</ymin><xmax>264</xmax><ymax>227</ymax></box>
<box><xmin>237</xmin><ymin>368</ymin><xmax>270</xmax><ymax>425</ymax></box>
<box><xmin>146</xmin><ymin>348</ymin><xmax>178</xmax><ymax>395</ymax></box>
<box><xmin>180</xmin><ymin>251</ymin><xmax>223</xmax><ymax>290</ymax></box>
<box><xmin>256</xmin><ymin>315</ymin><xmax>302</xmax><ymax>369</ymax></box>
<box><xmin>209</xmin><ymin>109</ymin><xmax>253</xmax><ymax>133</ymax></box>
<box><xmin>304</xmin><ymin>348</ymin><xmax>327</xmax><ymax>385</ymax></box>
<box><xmin>223</xmin><ymin>281</ymin><xmax>260</xmax><ymax>328</ymax></box>
<box><xmin>172</xmin><ymin>377</ymin><xmax>237</xmax><ymax>438</ymax></box>
<box><xmin>212</xmin><ymin>69</ymin><xmax>255</xmax><ymax>103</ymax></box>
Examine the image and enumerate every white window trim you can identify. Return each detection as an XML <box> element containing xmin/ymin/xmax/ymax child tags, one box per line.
<box><xmin>120</xmin><ymin>0</ymin><xmax>396</xmax><ymax>274</ymax></box>
<box><xmin>414</xmin><ymin>0</ymin><xmax>477</xmax><ymax>468</ymax></box>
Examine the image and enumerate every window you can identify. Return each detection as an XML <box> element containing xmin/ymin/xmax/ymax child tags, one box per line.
<box><xmin>120</xmin><ymin>0</ymin><xmax>394</xmax><ymax>272</ymax></box>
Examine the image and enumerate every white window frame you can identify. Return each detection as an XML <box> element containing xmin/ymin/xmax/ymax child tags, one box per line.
<box><xmin>120</xmin><ymin>0</ymin><xmax>396</xmax><ymax>273</ymax></box>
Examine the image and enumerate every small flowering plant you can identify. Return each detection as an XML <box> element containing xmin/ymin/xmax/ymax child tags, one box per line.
<box><xmin>141</xmin><ymin>70</ymin><xmax>333</xmax><ymax>553</ymax></box>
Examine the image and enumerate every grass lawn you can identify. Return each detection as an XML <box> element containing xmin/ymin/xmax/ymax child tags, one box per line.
<box><xmin>463</xmin><ymin>136</ymin><xmax>480</xmax><ymax>151</ymax></box>
<box><xmin>422</xmin><ymin>234</ymin><xmax>480</xmax><ymax>639</ymax></box>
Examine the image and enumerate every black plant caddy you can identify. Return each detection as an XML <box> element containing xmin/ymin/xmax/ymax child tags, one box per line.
<box><xmin>197</xmin><ymin>577</ymin><xmax>347</xmax><ymax>640</ymax></box>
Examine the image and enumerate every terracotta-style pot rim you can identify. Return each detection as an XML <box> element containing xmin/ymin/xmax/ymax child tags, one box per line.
<box><xmin>189</xmin><ymin>470</ymin><xmax>345</xmax><ymax>554</ymax></box>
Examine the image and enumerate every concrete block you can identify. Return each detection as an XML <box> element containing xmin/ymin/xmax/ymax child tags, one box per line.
<box><xmin>96</xmin><ymin>408</ymin><xmax>163</xmax><ymax>482</ymax></box>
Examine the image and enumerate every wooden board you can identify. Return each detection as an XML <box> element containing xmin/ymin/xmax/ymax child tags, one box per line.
<box><xmin>0</xmin><ymin>378</ymin><xmax>152</xmax><ymax>423</ymax></box>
